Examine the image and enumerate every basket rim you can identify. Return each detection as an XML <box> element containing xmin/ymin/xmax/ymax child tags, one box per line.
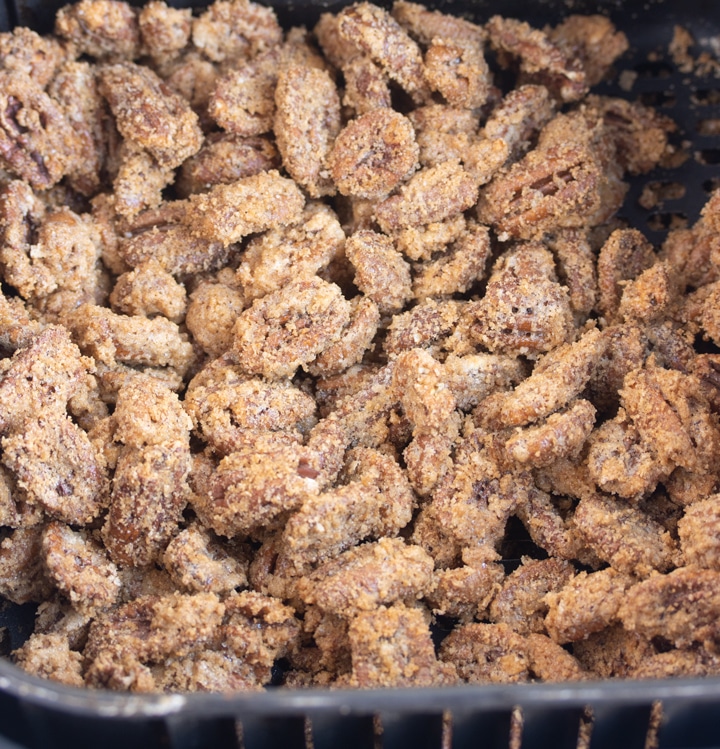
<box><xmin>3</xmin><ymin>656</ymin><xmax>720</xmax><ymax>720</ymax></box>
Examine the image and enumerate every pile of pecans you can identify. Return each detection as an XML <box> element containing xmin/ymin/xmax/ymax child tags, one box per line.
<box><xmin>0</xmin><ymin>0</ymin><xmax>719</xmax><ymax>693</ymax></box>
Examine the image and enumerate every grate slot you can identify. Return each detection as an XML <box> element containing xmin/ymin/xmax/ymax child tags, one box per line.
<box><xmin>377</xmin><ymin>712</ymin><xmax>445</xmax><ymax>749</ymax></box>
<box><xmin>517</xmin><ymin>706</ymin><xmax>586</xmax><ymax>749</ymax></box>
<box><xmin>656</xmin><ymin>700</ymin><xmax>720</xmax><ymax>749</ymax></box>
<box><xmin>585</xmin><ymin>703</ymin><xmax>655</xmax><ymax>749</ymax></box>
<box><xmin>308</xmin><ymin>713</ymin><xmax>377</xmax><ymax>749</ymax></box>
<box><xmin>164</xmin><ymin>714</ymin><xmax>241</xmax><ymax>749</ymax></box>
<box><xmin>239</xmin><ymin>715</ymin><xmax>307</xmax><ymax>749</ymax></box>
<box><xmin>450</xmin><ymin>708</ymin><xmax>514</xmax><ymax>749</ymax></box>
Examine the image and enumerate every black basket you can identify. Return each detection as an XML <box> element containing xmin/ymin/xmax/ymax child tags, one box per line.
<box><xmin>2</xmin><ymin>0</ymin><xmax>720</xmax><ymax>747</ymax></box>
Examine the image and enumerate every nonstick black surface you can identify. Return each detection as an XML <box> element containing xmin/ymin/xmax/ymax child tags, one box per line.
<box><xmin>2</xmin><ymin>1</ymin><xmax>720</xmax><ymax>748</ymax></box>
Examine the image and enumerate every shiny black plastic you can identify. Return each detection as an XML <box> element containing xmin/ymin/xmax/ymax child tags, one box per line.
<box><xmin>2</xmin><ymin>1</ymin><xmax>720</xmax><ymax>747</ymax></box>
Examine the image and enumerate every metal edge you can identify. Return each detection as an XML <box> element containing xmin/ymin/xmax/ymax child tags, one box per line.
<box><xmin>3</xmin><ymin>657</ymin><xmax>720</xmax><ymax>720</ymax></box>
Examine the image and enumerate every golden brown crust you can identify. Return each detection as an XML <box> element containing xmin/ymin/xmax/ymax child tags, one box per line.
<box><xmin>3</xmin><ymin>0</ymin><xmax>719</xmax><ymax>695</ymax></box>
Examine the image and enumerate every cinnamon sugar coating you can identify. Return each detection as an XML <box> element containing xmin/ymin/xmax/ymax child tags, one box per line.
<box><xmin>1</xmin><ymin>0</ymin><xmax>719</xmax><ymax>694</ymax></box>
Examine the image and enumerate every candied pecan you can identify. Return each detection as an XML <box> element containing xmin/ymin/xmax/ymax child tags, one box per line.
<box><xmin>177</xmin><ymin>134</ymin><xmax>279</xmax><ymax>197</ymax></box>
<box><xmin>375</xmin><ymin>160</ymin><xmax>478</xmax><ymax>233</ymax></box>
<box><xmin>346</xmin><ymin>603</ymin><xmax>456</xmax><ymax>688</ymax></box>
<box><xmin>544</xmin><ymin>567</ymin><xmax>635</xmax><ymax>643</ymax></box>
<box><xmin>66</xmin><ymin>303</ymin><xmax>195</xmax><ymax>377</ymax></box>
<box><xmin>477</xmin><ymin>326</ymin><xmax>607</xmax><ymax>430</ymax></box>
<box><xmin>596</xmin><ymin>228</ymin><xmax>657</xmax><ymax>321</ymax></box>
<box><xmin>526</xmin><ymin>633</ymin><xmax>586</xmax><ymax>682</ymax></box>
<box><xmin>274</xmin><ymin>64</ymin><xmax>340</xmax><ymax>198</ymax></box>
<box><xmin>486</xmin><ymin>15</ymin><xmax>587</xmax><ymax>102</ymax></box>
<box><xmin>328</xmin><ymin>109</ymin><xmax>418</xmax><ymax>200</ymax></box>
<box><xmin>307</xmin><ymin>296</ymin><xmax>380</xmax><ymax>378</ymax></box>
<box><xmin>185</xmin><ymin>282</ymin><xmax>245</xmax><ymax>357</ymax></box>
<box><xmin>503</xmin><ymin>399</ymin><xmax>596</xmax><ymax>468</ymax></box>
<box><xmin>42</xmin><ymin>521</ymin><xmax>120</xmax><ymax>615</ymax></box>
<box><xmin>409</xmin><ymin>105</ymin><xmax>479</xmax><ymax>169</ymax></box>
<box><xmin>12</xmin><ymin>632</ymin><xmax>84</xmax><ymax>687</ymax></box>
<box><xmin>489</xmin><ymin>557</ymin><xmax>575</xmax><ymax>635</ymax></box>
<box><xmin>583</xmin><ymin>95</ymin><xmax>674</xmax><ymax>175</ymax></box>
<box><xmin>102</xmin><ymin>440</ymin><xmax>191</xmax><ymax>567</ymax></box>
<box><xmin>572</xmin><ymin>624</ymin><xmax>655</xmax><ymax>679</ymax></box>
<box><xmin>138</xmin><ymin>1</ymin><xmax>192</xmax><ymax>64</ymax></box>
<box><xmin>109</xmin><ymin>259</ymin><xmax>187</xmax><ymax>323</ymax></box>
<box><xmin>549</xmin><ymin>15</ymin><xmax>628</xmax><ymax>86</ymax></box>
<box><xmin>478</xmin><ymin>132</ymin><xmax>613</xmax><ymax>241</ymax></box>
<box><xmin>384</xmin><ymin>299</ymin><xmax>462</xmax><ymax>359</ymax></box>
<box><xmin>586</xmin><ymin>324</ymin><xmax>646</xmax><ymax>414</ymax></box>
<box><xmin>620</xmin><ymin>365</ymin><xmax>720</xmax><ymax>475</ymax></box>
<box><xmin>466</xmin><ymin>243</ymin><xmax>574</xmax><ymax>358</ymax></box>
<box><xmin>630</xmin><ymin>650</ymin><xmax>720</xmax><ymax>681</ymax></box>
<box><xmin>305</xmin><ymin>361</ymin><xmax>398</xmax><ymax>484</ymax></box>
<box><xmin>247</xmin><ymin>532</ymin><xmax>306</xmax><ymax>602</ymax></box>
<box><xmin>345</xmin><ymin>230</ymin><xmax>412</xmax><ymax>315</ymax></box>
<box><xmin>223</xmin><ymin>590</ymin><xmax>300</xmax><ymax>671</ymax></box>
<box><xmin>208</xmin><ymin>48</ymin><xmax>279</xmax><ymax>136</ymax></box>
<box><xmin>395</xmin><ymin>213</ymin><xmax>467</xmax><ymax>262</ymax></box>
<box><xmin>662</xmin><ymin>195</ymin><xmax>720</xmax><ymax>292</ymax></box>
<box><xmin>163</xmin><ymin>524</ymin><xmax>248</xmax><ymax>595</ymax></box>
<box><xmin>572</xmin><ymin>493</ymin><xmax>677</xmax><ymax>576</ymax></box>
<box><xmin>0</xmin><ymin>326</ymin><xmax>93</xmax><ymax>436</ymax></box>
<box><xmin>282</xmin><ymin>448</ymin><xmax>415</xmax><ymax>568</ymax></box>
<box><xmin>513</xmin><ymin>483</ymin><xmax>583</xmax><ymax>561</ymax></box>
<box><xmin>232</xmin><ymin>276</ymin><xmax>350</xmax><ymax>379</ymax></box>
<box><xmin>391</xmin><ymin>0</ymin><xmax>486</xmax><ymax>47</ymax></box>
<box><xmin>546</xmin><ymin>230</ymin><xmax>597</xmax><ymax>318</ymax></box>
<box><xmin>313</xmin><ymin>11</ymin><xmax>358</xmax><ymax>68</ymax></box>
<box><xmin>0</xmin><ymin>525</ymin><xmax>54</xmax><ymax>605</ymax></box>
<box><xmin>337</xmin><ymin>2</ymin><xmax>431</xmax><ymax>104</ymax></box>
<box><xmin>340</xmin><ymin>55</ymin><xmax>392</xmax><ymax>115</ymax></box>
<box><xmin>428</xmin><ymin>558</ymin><xmax>504</xmax><ymax>621</ymax></box>
<box><xmin>618</xmin><ymin>567</ymin><xmax>720</xmax><ymax>649</ymax></box>
<box><xmin>203</xmin><ymin>441</ymin><xmax>319</xmax><ymax>537</ymax></box>
<box><xmin>427</xmin><ymin>449</ymin><xmax>519</xmax><ymax>554</ymax></box>
<box><xmin>1</xmin><ymin>182</ymin><xmax>95</xmax><ymax>302</ymax></box>
<box><xmin>184</xmin><ymin>356</ymin><xmax>315</xmax><ymax>453</ymax></box>
<box><xmin>694</xmin><ymin>281</ymin><xmax>720</xmax><ymax>350</ymax></box>
<box><xmin>0</xmin><ymin>73</ymin><xmax>82</xmax><ymax>190</ymax></box>
<box><xmin>48</xmin><ymin>60</ymin><xmax>110</xmax><ymax>197</ymax></box>
<box><xmin>156</xmin><ymin>651</ymin><xmax>263</xmax><ymax>693</ymax></box>
<box><xmin>112</xmin><ymin>373</ymin><xmax>193</xmax><ymax>448</ymax></box>
<box><xmin>462</xmin><ymin>137</ymin><xmax>510</xmax><ymax>187</ymax></box>
<box><xmin>85</xmin><ymin>592</ymin><xmax>225</xmax><ymax>683</ymax></box>
<box><xmin>118</xmin><ymin>220</ymin><xmax>231</xmax><ymax>277</ymax></box>
<box><xmin>2</xmin><ymin>414</ymin><xmax>107</xmax><ymax>526</ymax></box>
<box><xmin>191</xmin><ymin>0</ymin><xmax>283</xmax><ymax>63</ymax></box>
<box><xmin>163</xmin><ymin>51</ymin><xmax>219</xmax><ymax>121</ymax></box>
<box><xmin>55</xmin><ymin>0</ymin><xmax>141</xmax><ymax>60</ymax></box>
<box><xmin>0</xmin><ymin>27</ymin><xmax>65</xmax><ymax>85</ymax></box>
<box><xmin>430</xmin><ymin>39</ymin><xmax>488</xmax><ymax>109</ymax></box>
<box><xmin>186</xmin><ymin>170</ymin><xmax>305</xmax><ymax>247</ymax></box>
<box><xmin>677</xmin><ymin>496</ymin><xmax>720</xmax><ymax>570</ymax></box>
<box><xmin>393</xmin><ymin>347</ymin><xmax>460</xmax><ymax>494</ymax></box>
<box><xmin>482</xmin><ymin>84</ymin><xmax>556</xmax><ymax>160</ymax></box>
<box><xmin>440</xmin><ymin>622</ymin><xmax>529</xmax><ymax>684</ymax></box>
<box><xmin>586</xmin><ymin>410</ymin><xmax>669</xmax><ymax>500</ymax></box>
<box><xmin>443</xmin><ymin>352</ymin><xmax>526</xmax><ymax>412</ymax></box>
<box><xmin>0</xmin><ymin>291</ymin><xmax>43</xmax><ymax>354</ymax></box>
<box><xmin>0</xmin><ymin>464</ymin><xmax>42</xmax><ymax>529</ymax></box>
<box><xmin>666</xmin><ymin>466</ymin><xmax>719</xmax><ymax>509</ymax></box>
<box><xmin>297</xmin><ymin>537</ymin><xmax>433</xmax><ymax>616</ymax></box>
<box><xmin>413</xmin><ymin>221</ymin><xmax>491</xmax><ymax>301</ymax></box>
<box><xmin>410</xmin><ymin>504</ymin><xmax>462</xmax><ymax>569</ymax></box>
<box><xmin>112</xmin><ymin>144</ymin><xmax>175</xmax><ymax>218</ymax></box>
<box><xmin>236</xmin><ymin>203</ymin><xmax>345</xmax><ymax>301</ymax></box>
<box><xmin>98</xmin><ymin>61</ymin><xmax>203</xmax><ymax>169</ymax></box>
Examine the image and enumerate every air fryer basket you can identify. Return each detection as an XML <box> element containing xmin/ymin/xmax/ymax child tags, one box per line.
<box><xmin>2</xmin><ymin>0</ymin><xmax>720</xmax><ymax>747</ymax></box>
